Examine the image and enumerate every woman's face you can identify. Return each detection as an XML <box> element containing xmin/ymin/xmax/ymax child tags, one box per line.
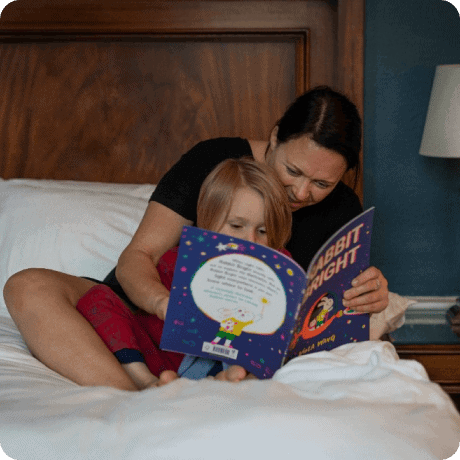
<box><xmin>266</xmin><ymin>129</ymin><xmax>348</xmax><ymax>211</ymax></box>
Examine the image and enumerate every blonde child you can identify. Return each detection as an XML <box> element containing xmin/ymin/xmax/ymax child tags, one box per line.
<box><xmin>76</xmin><ymin>157</ymin><xmax>292</xmax><ymax>389</ymax></box>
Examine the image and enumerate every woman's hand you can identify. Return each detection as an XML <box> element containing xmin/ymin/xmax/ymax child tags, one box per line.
<box><xmin>342</xmin><ymin>266</ymin><xmax>389</xmax><ymax>314</ymax></box>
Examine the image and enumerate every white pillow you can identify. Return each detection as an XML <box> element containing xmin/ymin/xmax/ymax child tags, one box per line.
<box><xmin>0</xmin><ymin>179</ymin><xmax>154</xmax><ymax>317</ymax></box>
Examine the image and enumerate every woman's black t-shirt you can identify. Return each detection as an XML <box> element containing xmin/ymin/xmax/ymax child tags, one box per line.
<box><xmin>150</xmin><ymin>137</ymin><xmax>363</xmax><ymax>272</ymax></box>
<box><xmin>104</xmin><ymin>137</ymin><xmax>362</xmax><ymax>302</ymax></box>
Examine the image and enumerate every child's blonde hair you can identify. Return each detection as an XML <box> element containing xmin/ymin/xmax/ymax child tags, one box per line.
<box><xmin>197</xmin><ymin>157</ymin><xmax>292</xmax><ymax>250</ymax></box>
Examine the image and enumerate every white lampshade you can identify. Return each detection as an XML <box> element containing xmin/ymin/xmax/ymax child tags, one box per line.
<box><xmin>419</xmin><ymin>64</ymin><xmax>460</xmax><ymax>158</ymax></box>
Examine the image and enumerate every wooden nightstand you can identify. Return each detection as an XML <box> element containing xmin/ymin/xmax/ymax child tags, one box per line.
<box><xmin>395</xmin><ymin>344</ymin><xmax>460</xmax><ymax>409</ymax></box>
<box><xmin>389</xmin><ymin>309</ymin><xmax>460</xmax><ymax>411</ymax></box>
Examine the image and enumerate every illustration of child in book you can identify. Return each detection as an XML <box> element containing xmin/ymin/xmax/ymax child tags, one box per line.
<box><xmin>211</xmin><ymin>307</ymin><xmax>265</xmax><ymax>348</ymax></box>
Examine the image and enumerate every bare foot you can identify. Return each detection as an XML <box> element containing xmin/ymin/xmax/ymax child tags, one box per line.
<box><xmin>122</xmin><ymin>362</ymin><xmax>159</xmax><ymax>390</ymax></box>
<box><xmin>145</xmin><ymin>370</ymin><xmax>180</xmax><ymax>388</ymax></box>
<box><xmin>157</xmin><ymin>370</ymin><xmax>180</xmax><ymax>386</ymax></box>
<box><xmin>147</xmin><ymin>367</ymin><xmax>255</xmax><ymax>388</ymax></box>
<box><xmin>214</xmin><ymin>365</ymin><xmax>256</xmax><ymax>382</ymax></box>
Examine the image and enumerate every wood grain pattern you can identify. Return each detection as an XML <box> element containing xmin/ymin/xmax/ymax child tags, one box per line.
<box><xmin>396</xmin><ymin>344</ymin><xmax>460</xmax><ymax>387</ymax></box>
<box><xmin>0</xmin><ymin>38</ymin><xmax>298</xmax><ymax>183</ymax></box>
<box><xmin>396</xmin><ymin>343</ymin><xmax>460</xmax><ymax>412</ymax></box>
<box><xmin>337</xmin><ymin>0</ymin><xmax>364</xmax><ymax>201</ymax></box>
<box><xmin>0</xmin><ymin>0</ymin><xmax>363</xmax><ymax>199</ymax></box>
<box><xmin>0</xmin><ymin>1</ymin><xmax>337</xmax><ymax>88</ymax></box>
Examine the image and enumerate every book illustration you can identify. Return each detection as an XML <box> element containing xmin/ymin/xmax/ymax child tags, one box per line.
<box><xmin>288</xmin><ymin>292</ymin><xmax>365</xmax><ymax>356</ymax></box>
<box><xmin>160</xmin><ymin>208</ymin><xmax>374</xmax><ymax>379</ymax></box>
<box><xmin>285</xmin><ymin>212</ymin><xmax>373</xmax><ymax>362</ymax></box>
<box><xmin>190</xmin><ymin>252</ymin><xmax>288</xmax><ymax>337</ymax></box>
<box><xmin>161</xmin><ymin>229</ymin><xmax>306</xmax><ymax>378</ymax></box>
<box><xmin>308</xmin><ymin>292</ymin><xmax>337</xmax><ymax>329</ymax></box>
<box><xmin>207</xmin><ymin>306</ymin><xmax>265</xmax><ymax>351</ymax></box>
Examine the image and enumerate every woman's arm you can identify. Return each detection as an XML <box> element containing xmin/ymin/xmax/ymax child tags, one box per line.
<box><xmin>116</xmin><ymin>201</ymin><xmax>193</xmax><ymax>320</ymax></box>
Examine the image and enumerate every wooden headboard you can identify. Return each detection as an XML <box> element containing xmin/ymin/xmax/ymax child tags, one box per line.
<box><xmin>0</xmin><ymin>0</ymin><xmax>364</xmax><ymax>200</ymax></box>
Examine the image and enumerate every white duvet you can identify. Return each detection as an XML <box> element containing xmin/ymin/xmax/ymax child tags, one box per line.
<box><xmin>0</xmin><ymin>179</ymin><xmax>459</xmax><ymax>459</ymax></box>
<box><xmin>0</xmin><ymin>315</ymin><xmax>458</xmax><ymax>460</ymax></box>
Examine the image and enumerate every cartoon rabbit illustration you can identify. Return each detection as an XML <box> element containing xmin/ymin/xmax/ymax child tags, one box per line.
<box><xmin>211</xmin><ymin>307</ymin><xmax>263</xmax><ymax>348</ymax></box>
<box><xmin>309</xmin><ymin>295</ymin><xmax>334</xmax><ymax>330</ymax></box>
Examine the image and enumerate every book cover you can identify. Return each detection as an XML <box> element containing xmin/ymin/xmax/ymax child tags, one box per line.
<box><xmin>285</xmin><ymin>208</ymin><xmax>374</xmax><ymax>363</ymax></box>
<box><xmin>160</xmin><ymin>208</ymin><xmax>374</xmax><ymax>379</ymax></box>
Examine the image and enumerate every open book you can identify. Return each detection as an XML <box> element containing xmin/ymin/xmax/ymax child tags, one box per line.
<box><xmin>160</xmin><ymin>208</ymin><xmax>374</xmax><ymax>379</ymax></box>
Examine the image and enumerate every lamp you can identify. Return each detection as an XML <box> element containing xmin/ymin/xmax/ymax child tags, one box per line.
<box><xmin>419</xmin><ymin>64</ymin><xmax>460</xmax><ymax>158</ymax></box>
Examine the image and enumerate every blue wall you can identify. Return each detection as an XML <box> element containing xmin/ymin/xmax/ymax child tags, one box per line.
<box><xmin>364</xmin><ymin>0</ymin><xmax>460</xmax><ymax>296</ymax></box>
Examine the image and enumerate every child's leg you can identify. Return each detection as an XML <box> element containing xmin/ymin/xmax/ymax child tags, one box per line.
<box><xmin>135</xmin><ymin>313</ymin><xmax>184</xmax><ymax>373</ymax></box>
<box><xmin>77</xmin><ymin>285</ymin><xmax>182</xmax><ymax>379</ymax></box>
<box><xmin>76</xmin><ymin>284</ymin><xmax>142</xmax><ymax>354</ymax></box>
<box><xmin>77</xmin><ymin>286</ymin><xmax>159</xmax><ymax>389</ymax></box>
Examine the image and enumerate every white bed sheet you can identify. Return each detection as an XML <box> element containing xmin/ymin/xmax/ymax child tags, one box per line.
<box><xmin>0</xmin><ymin>179</ymin><xmax>458</xmax><ymax>459</ymax></box>
<box><xmin>0</xmin><ymin>314</ymin><xmax>458</xmax><ymax>460</ymax></box>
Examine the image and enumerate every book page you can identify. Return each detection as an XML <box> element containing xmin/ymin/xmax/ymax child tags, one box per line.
<box><xmin>191</xmin><ymin>253</ymin><xmax>286</xmax><ymax>333</ymax></box>
<box><xmin>160</xmin><ymin>226</ymin><xmax>306</xmax><ymax>378</ymax></box>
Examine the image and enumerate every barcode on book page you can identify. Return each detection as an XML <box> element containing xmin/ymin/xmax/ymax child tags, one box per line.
<box><xmin>202</xmin><ymin>342</ymin><xmax>238</xmax><ymax>360</ymax></box>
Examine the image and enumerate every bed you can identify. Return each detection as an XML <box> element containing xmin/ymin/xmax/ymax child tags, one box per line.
<box><xmin>0</xmin><ymin>179</ymin><xmax>459</xmax><ymax>460</ymax></box>
<box><xmin>0</xmin><ymin>1</ymin><xmax>459</xmax><ymax>459</ymax></box>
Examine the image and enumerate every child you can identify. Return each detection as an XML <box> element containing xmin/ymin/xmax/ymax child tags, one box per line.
<box><xmin>76</xmin><ymin>157</ymin><xmax>292</xmax><ymax>389</ymax></box>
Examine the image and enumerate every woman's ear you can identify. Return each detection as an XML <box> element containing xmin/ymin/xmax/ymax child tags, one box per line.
<box><xmin>269</xmin><ymin>126</ymin><xmax>279</xmax><ymax>151</ymax></box>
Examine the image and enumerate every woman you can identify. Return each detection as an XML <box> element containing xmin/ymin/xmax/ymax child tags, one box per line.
<box><xmin>4</xmin><ymin>86</ymin><xmax>389</xmax><ymax>390</ymax></box>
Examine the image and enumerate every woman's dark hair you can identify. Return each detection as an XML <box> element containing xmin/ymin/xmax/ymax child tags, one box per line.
<box><xmin>276</xmin><ymin>86</ymin><xmax>361</xmax><ymax>187</ymax></box>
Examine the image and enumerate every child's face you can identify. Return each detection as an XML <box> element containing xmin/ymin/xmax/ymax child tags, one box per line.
<box><xmin>218</xmin><ymin>187</ymin><xmax>268</xmax><ymax>246</ymax></box>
